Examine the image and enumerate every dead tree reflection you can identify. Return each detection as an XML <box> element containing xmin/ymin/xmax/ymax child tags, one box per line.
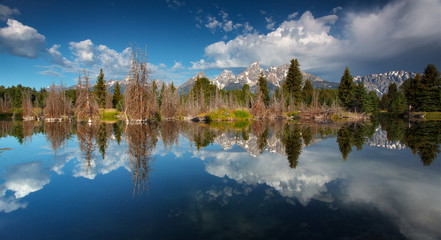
<box><xmin>126</xmin><ymin>123</ymin><xmax>159</xmax><ymax>195</ymax></box>
<box><xmin>77</xmin><ymin>122</ymin><xmax>98</xmax><ymax>175</ymax></box>
<box><xmin>160</xmin><ymin>120</ymin><xmax>180</xmax><ymax>150</ymax></box>
<box><xmin>44</xmin><ymin>121</ymin><xmax>73</xmax><ymax>154</ymax></box>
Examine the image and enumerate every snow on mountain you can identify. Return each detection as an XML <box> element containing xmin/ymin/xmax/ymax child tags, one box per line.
<box><xmin>212</xmin><ymin>70</ymin><xmax>236</xmax><ymax>89</ymax></box>
<box><xmin>354</xmin><ymin>70</ymin><xmax>416</xmax><ymax>95</ymax></box>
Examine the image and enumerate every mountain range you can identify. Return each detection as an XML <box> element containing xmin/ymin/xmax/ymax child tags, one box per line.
<box><xmin>178</xmin><ymin>62</ymin><xmax>338</xmax><ymax>94</ymax></box>
<box><xmin>55</xmin><ymin>62</ymin><xmax>417</xmax><ymax>96</ymax></box>
<box><xmin>354</xmin><ymin>71</ymin><xmax>416</xmax><ymax>95</ymax></box>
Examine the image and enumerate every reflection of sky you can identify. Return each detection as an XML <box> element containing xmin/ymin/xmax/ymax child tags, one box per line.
<box><xmin>197</xmin><ymin>138</ymin><xmax>441</xmax><ymax>240</ymax></box>
<box><xmin>0</xmin><ymin>129</ymin><xmax>440</xmax><ymax>240</ymax></box>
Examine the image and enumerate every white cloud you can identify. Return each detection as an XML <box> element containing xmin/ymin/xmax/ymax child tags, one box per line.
<box><xmin>191</xmin><ymin>11</ymin><xmax>340</xmax><ymax>71</ymax></box>
<box><xmin>171</xmin><ymin>61</ymin><xmax>184</xmax><ymax>71</ymax></box>
<box><xmin>69</xmin><ymin>39</ymin><xmax>95</xmax><ymax>65</ymax></box>
<box><xmin>47</xmin><ymin>44</ymin><xmax>73</xmax><ymax>67</ymax></box>
<box><xmin>0</xmin><ymin>3</ymin><xmax>20</xmax><ymax>21</ymax></box>
<box><xmin>205</xmin><ymin>16</ymin><xmax>221</xmax><ymax>32</ymax></box>
<box><xmin>0</xmin><ymin>19</ymin><xmax>46</xmax><ymax>58</ymax></box>
<box><xmin>192</xmin><ymin>0</ymin><xmax>441</xmax><ymax>79</ymax></box>
<box><xmin>265</xmin><ymin>16</ymin><xmax>276</xmax><ymax>30</ymax></box>
<box><xmin>287</xmin><ymin>11</ymin><xmax>298</xmax><ymax>19</ymax></box>
<box><xmin>37</xmin><ymin>70</ymin><xmax>63</xmax><ymax>78</ymax></box>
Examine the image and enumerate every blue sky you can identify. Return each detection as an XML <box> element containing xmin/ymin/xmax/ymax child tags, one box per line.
<box><xmin>0</xmin><ymin>0</ymin><xmax>440</xmax><ymax>89</ymax></box>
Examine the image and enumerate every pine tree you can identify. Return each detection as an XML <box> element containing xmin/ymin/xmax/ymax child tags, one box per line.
<box><xmin>112</xmin><ymin>82</ymin><xmax>123</xmax><ymax>109</ymax></box>
<box><xmin>419</xmin><ymin>64</ymin><xmax>441</xmax><ymax>112</ymax></box>
<box><xmin>337</xmin><ymin>67</ymin><xmax>354</xmax><ymax>109</ymax></box>
<box><xmin>302</xmin><ymin>78</ymin><xmax>314</xmax><ymax>106</ymax></box>
<box><xmin>283</xmin><ymin>59</ymin><xmax>303</xmax><ymax>104</ymax></box>
<box><xmin>158</xmin><ymin>82</ymin><xmax>165</xmax><ymax>108</ymax></box>
<box><xmin>257</xmin><ymin>72</ymin><xmax>270</xmax><ymax>107</ymax></box>
<box><xmin>94</xmin><ymin>69</ymin><xmax>107</xmax><ymax>108</ymax></box>
<box><xmin>351</xmin><ymin>82</ymin><xmax>368</xmax><ymax>112</ymax></box>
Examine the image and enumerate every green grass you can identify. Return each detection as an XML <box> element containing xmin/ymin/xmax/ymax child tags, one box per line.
<box><xmin>99</xmin><ymin>109</ymin><xmax>120</xmax><ymax>121</ymax></box>
<box><xmin>425</xmin><ymin>112</ymin><xmax>441</xmax><ymax>120</ymax></box>
<box><xmin>207</xmin><ymin>108</ymin><xmax>252</xmax><ymax>121</ymax></box>
<box><xmin>208</xmin><ymin>120</ymin><xmax>251</xmax><ymax>130</ymax></box>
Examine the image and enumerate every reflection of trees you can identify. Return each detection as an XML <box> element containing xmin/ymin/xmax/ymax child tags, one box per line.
<box><xmin>77</xmin><ymin>122</ymin><xmax>98</xmax><ymax>173</ymax></box>
<box><xmin>23</xmin><ymin>120</ymin><xmax>34</xmax><ymax>144</ymax></box>
<box><xmin>0</xmin><ymin>121</ymin><xmax>13</xmax><ymax>138</ymax></box>
<box><xmin>192</xmin><ymin>127</ymin><xmax>217</xmax><ymax>151</ymax></box>
<box><xmin>96</xmin><ymin>123</ymin><xmax>113</xmax><ymax>160</ymax></box>
<box><xmin>160</xmin><ymin>120</ymin><xmax>180</xmax><ymax>150</ymax></box>
<box><xmin>379</xmin><ymin>118</ymin><xmax>406</xmax><ymax>142</ymax></box>
<box><xmin>252</xmin><ymin>121</ymin><xmax>268</xmax><ymax>153</ymax></box>
<box><xmin>401</xmin><ymin>121</ymin><xmax>441</xmax><ymax>166</ymax></box>
<box><xmin>336</xmin><ymin>122</ymin><xmax>377</xmax><ymax>160</ymax></box>
<box><xmin>281</xmin><ymin>123</ymin><xmax>303</xmax><ymax>168</ymax></box>
<box><xmin>126</xmin><ymin>123</ymin><xmax>159</xmax><ymax>195</ymax></box>
<box><xmin>45</xmin><ymin>121</ymin><xmax>73</xmax><ymax>153</ymax></box>
<box><xmin>113</xmin><ymin>121</ymin><xmax>123</xmax><ymax>145</ymax></box>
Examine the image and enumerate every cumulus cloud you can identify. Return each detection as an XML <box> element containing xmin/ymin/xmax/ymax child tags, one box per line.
<box><xmin>192</xmin><ymin>0</ymin><xmax>441</xmax><ymax>80</ymax></box>
<box><xmin>191</xmin><ymin>11</ymin><xmax>340</xmax><ymax>72</ymax></box>
<box><xmin>0</xmin><ymin>3</ymin><xmax>20</xmax><ymax>21</ymax></box>
<box><xmin>69</xmin><ymin>39</ymin><xmax>95</xmax><ymax>66</ymax></box>
<box><xmin>0</xmin><ymin>19</ymin><xmax>46</xmax><ymax>58</ymax></box>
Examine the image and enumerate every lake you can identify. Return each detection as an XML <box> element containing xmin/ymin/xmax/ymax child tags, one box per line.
<box><xmin>0</xmin><ymin>119</ymin><xmax>440</xmax><ymax>240</ymax></box>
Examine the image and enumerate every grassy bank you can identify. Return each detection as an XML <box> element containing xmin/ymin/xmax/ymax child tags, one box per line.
<box><xmin>206</xmin><ymin>108</ymin><xmax>253</xmax><ymax>121</ymax></box>
<box><xmin>99</xmin><ymin>109</ymin><xmax>120</xmax><ymax>121</ymax></box>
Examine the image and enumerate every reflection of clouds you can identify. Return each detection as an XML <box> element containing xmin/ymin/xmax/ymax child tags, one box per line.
<box><xmin>198</xmin><ymin>140</ymin><xmax>441</xmax><ymax>240</ymax></box>
<box><xmin>197</xmin><ymin>146</ymin><xmax>339</xmax><ymax>206</ymax></box>
<box><xmin>0</xmin><ymin>187</ymin><xmax>28</xmax><ymax>213</ymax></box>
<box><xmin>3</xmin><ymin>161</ymin><xmax>50</xmax><ymax>198</ymax></box>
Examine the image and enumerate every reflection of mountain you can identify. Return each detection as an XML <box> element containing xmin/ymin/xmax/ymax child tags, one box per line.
<box><xmin>368</xmin><ymin>128</ymin><xmax>406</xmax><ymax>150</ymax></box>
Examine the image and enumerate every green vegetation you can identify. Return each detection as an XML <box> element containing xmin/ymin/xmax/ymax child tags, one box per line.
<box><xmin>207</xmin><ymin>108</ymin><xmax>253</xmax><ymax>121</ymax></box>
<box><xmin>99</xmin><ymin>109</ymin><xmax>120</xmax><ymax>121</ymax></box>
<box><xmin>94</xmin><ymin>69</ymin><xmax>107</xmax><ymax>108</ymax></box>
<box><xmin>283</xmin><ymin>58</ymin><xmax>303</xmax><ymax>104</ymax></box>
<box><xmin>338</xmin><ymin>67</ymin><xmax>355</xmax><ymax>109</ymax></box>
<box><xmin>424</xmin><ymin>112</ymin><xmax>441</xmax><ymax>120</ymax></box>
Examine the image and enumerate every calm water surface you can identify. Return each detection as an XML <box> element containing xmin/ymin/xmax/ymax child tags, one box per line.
<box><xmin>0</xmin><ymin>120</ymin><xmax>440</xmax><ymax>240</ymax></box>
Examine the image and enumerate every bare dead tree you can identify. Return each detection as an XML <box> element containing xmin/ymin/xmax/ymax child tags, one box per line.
<box><xmin>0</xmin><ymin>94</ymin><xmax>11</xmax><ymax>113</ymax></box>
<box><xmin>124</xmin><ymin>47</ymin><xmax>157</xmax><ymax>122</ymax></box>
<box><xmin>22</xmin><ymin>90</ymin><xmax>34</xmax><ymax>120</ymax></box>
<box><xmin>160</xmin><ymin>85</ymin><xmax>180</xmax><ymax>119</ymax></box>
<box><xmin>75</xmin><ymin>71</ymin><xmax>100</xmax><ymax>122</ymax></box>
<box><xmin>44</xmin><ymin>84</ymin><xmax>70</xmax><ymax>121</ymax></box>
<box><xmin>251</xmin><ymin>88</ymin><xmax>266</xmax><ymax>119</ymax></box>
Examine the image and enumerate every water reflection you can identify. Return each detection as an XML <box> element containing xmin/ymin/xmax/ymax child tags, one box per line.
<box><xmin>126</xmin><ymin>123</ymin><xmax>159</xmax><ymax>194</ymax></box>
<box><xmin>0</xmin><ymin>119</ymin><xmax>439</xmax><ymax>239</ymax></box>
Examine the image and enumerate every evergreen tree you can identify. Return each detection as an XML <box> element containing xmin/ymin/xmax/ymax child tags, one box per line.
<box><xmin>94</xmin><ymin>69</ymin><xmax>107</xmax><ymax>108</ymax></box>
<box><xmin>338</xmin><ymin>67</ymin><xmax>354</xmax><ymax>109</ymax></box>
<box><xmin>112</xmin><ymin>82</ymin><xmax>123</xmax><ymax>109</ymax></box>
<box><xmin>158</xmin><ymin>82</ymin><xmax>165</xmax><ymax>107</ymax></box>
<box><xmin>302</xmin><ymin>79</ymin><xmax>314</xmax><ymax>106</ymax></box>
<box><xmin>351</xmin><ymin>82</ymin><xmax>368</xmax><ymax>112</ymax></box>
<box><xmin>389</xmin><ymin>91</ymin><xmax>407</xmax><ymax>113</ymax></box>
<box><xmin>257</xmin><ymin>72</ymin><xmax>270</xmax><ymax>107</ymax></box>
<box><xmin>283</xmin><ymin>59</ymin><xmax>303</xmax><ymax>104</ymax></box>
<box><xmin>401</xmin><ymin>73</ymin><xmax>420</xmax><ymax>111</ymax></box>
<box><xmin>366</xmin><ymin>91</ymin><xmax>380</xmax><ymax>113</ymax></box>
<box><xmin>419</xmin><ymin>64</ymin><xmax>441</xmax><ymax>112</ymax></box>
